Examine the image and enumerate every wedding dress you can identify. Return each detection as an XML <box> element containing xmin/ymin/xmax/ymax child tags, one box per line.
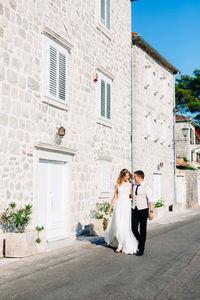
<box><xmin>104</xmin><ymin>182</ymin><xmax>138</xmax><ymax>254</ymax></box>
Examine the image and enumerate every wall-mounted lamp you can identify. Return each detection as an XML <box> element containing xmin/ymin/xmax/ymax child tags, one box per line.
<box><xmin>182</xmin><ymin>127</ymin><xmax>189</xmax><ymax>140</ymax></box>
<box><xmin>55</xmin><ymin>126</ymin><xmax>66</xmax><ymax>145</ymax></box>
<box><xmin>93</xmin><ymin>73</ymin><xmax>98</xmax><ymax>82</ymax></box>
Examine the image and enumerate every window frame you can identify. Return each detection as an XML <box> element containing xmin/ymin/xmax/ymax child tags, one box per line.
<box><xmin>98</xmin><ymin>72</ymin><xmax>112</xmax><ymax>123</ymax></box>
<box><xmin>100</xmin><ymin>0</ymin><xmax>111</xmax><ymax>31</ymax></box>
<box><xmin>43</xmin><ymin>36</ymin><xmax>68</xmax><ymax>107</ymax></box>
<box><xmin>98</xmin><ymin>159</ymin><xmax>111</xmax><ymax>197</ymax></box>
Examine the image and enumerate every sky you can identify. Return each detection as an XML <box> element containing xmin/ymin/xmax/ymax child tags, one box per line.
<box><xmin>131</xmin><ymin>0</ymin><xmax>200</xmax><ymax>77</ymax></box>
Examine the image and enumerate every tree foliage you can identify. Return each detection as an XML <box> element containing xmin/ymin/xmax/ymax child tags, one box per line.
<box><xmin>175</xmin><ymin>69</ymin><xmax>200</xmax><ymax>124</ymax></box>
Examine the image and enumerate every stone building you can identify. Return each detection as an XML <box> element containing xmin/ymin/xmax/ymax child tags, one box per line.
<box><xmin>0</xmin><ymin>0</ymin><xmax>133</xmax><ymax>241</ymax></box>
<box><xmin>176</xmin><ymin>115</ymin><xmax>200</xmax><ymax>208</ymax></box>
<box><xmin>176</xmin><ymin>115</ymin><xmax>200</xmax><ymax>166</ymax></box>
<box><xmin>132</xmin><ymin>33</ymin><xmax>179</xmax><ymax>208</ymax></box>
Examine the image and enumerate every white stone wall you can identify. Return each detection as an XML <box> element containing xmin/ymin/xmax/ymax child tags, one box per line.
<box><xmin>132</xmin><ymin>44</ymin><xmax>175</xmax><ymax>207</ymax></box>
<box><xmin>176</xmin><ymin>168</ymin><xmax>200</xmax><ymax>209</ymax></box>
<box><xmin>176</xmin><ymin>121</ymin><xmax>194</xmax><ymax>160</ymax></box>
<box><xmin>0</xmin><ymin>0</ymin><xmax>132</xmax><ymax>236</ymax></box>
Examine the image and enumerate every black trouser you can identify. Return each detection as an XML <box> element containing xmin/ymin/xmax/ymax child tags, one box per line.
<box><xmin>131</xmin><ymin>207</ymin><xmax>148</xmax><ymax>252</ymax></box>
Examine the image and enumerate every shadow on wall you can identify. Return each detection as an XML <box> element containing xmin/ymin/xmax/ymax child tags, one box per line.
<box><xmin>76</xmin><ymin>222</ymin><xmax>99</xmax><ymax>237</ymax></box>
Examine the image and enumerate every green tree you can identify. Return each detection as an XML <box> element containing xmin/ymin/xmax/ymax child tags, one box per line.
<box><xmin>175</xmin><ymin>69</ymin><xmax>200</xmax><ymax>125</ymax></box>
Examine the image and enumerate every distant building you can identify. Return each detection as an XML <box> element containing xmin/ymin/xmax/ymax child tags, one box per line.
<box><xmin>132</xmin><ymin>33</ymin><xmax>179</xmax><ymax>209</ymax></box>
<box><xmin>176</xmin><ymin>115</ymin><xmax>200</xmax><ymax>166</ymax></box>
<box><xmin>176</xmin><ymin>115</ymin><xmax>200</xmax><ymax>208</ymax></box>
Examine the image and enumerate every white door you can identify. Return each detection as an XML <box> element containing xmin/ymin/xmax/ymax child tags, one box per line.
<box><xmin>198</xmin><ymin>178</ymin><xmax>200</xmax><ymax>206</ymax></box>
<box><xmin>37</xmin><ymin>159</ymin><xmax>65</xmax><ymax>241</ymax></box>
<box><xmin>176</xmin><ymin>176</ymin><xmax>183</xmax><ymax>203</ymax></box>
<box><xmin>153</xmin><ymin>174</ymin><xmax>161</xmax><ymax>202</ymax></box>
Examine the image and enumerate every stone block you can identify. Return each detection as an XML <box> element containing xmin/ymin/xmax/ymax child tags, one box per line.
<box><xmin>5</xmin><ymin>230</ymin><xmax>47</xmax><ymax>258</ymax></box>
<box><xmin>0</xmin><ymin>234</ymin><xmax>4</xmax><ymax>258</ymax></box>
<box><xmin>7</xmin><ymin>69</ymin><xmax>18</xmax><ymax>84</ymax></box>
<box><xmin>154</xmin><ymin>206</ymin><xmax>167</xmax><ymax>219</ymax></box>
<box><xmin>27</xmin><ymin>77</ymin><xmax>39</xmax><ymax>91</ymax></box>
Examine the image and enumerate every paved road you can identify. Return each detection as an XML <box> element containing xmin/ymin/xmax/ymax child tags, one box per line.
<box><xmin>0</xmin><ymin>216</ymin><xmax>200</xmax><ymax>300</ymax></box>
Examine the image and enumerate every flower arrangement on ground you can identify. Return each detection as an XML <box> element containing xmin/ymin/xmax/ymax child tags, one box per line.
<box><xmin>91</xmin><ymin>201</ymin><xmax>113</xmax><ymax>231</ymax></box>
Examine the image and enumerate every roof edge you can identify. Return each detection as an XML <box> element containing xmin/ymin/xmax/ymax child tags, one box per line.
<box><xmin>132</xmin><ymin>35</ymin><xmax>180</xmax><ymax>75</ymax></box>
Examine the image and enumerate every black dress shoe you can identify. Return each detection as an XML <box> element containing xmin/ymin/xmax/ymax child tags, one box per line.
<box><xmin>136</xmin><ymin>250</ymin><xmax>144</xmax><ymax>256</ymax></box>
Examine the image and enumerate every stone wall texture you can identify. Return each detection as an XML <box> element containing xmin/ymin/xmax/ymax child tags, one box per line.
<box><xmin>132</xmin><ymin>44</ymin><xmax>175</xmax><ymax>207</ymax></box>
<box><xmin>0</xmin><ymin>0</ymin><xmax>132</xmax><ymax>237</ymax></box>
<box><xmin>185</xmin><ymin>170</ymin><xmax>199</xmax><ymax>208</ymax></box>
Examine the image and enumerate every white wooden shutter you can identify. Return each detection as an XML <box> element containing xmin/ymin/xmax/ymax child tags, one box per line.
<box><xmin>106</xmin><ymin>0</ymin><xmax>110</xmax><ymax>30</ymax></box>
<box><xmin>58</xmin><ymin>52</ymin><xmax>66</xmax><ymax>101</ymax></box>
<box><xmin>101</xmin><ymin>0</ymin><xmax>105</xmax><ymax>25</ymax></box>
<box><xmin>105</xmin><ymin>164</ymin><xmax>110</xmax><ymax>193</ymax></box>
<box><xmin>106</xmin><ymin>83</ymin><xmax>111</xmax><ymax>120</ymax></box>
<box><xmin>153</xmin><ymin>174</ymin><xmax>161</xmax><ymax>202</ymax></box>
<box><xmin>101</xmin><ymin>79</ymin><xmax>106</xmax><ymax>118</ymax></box>
<box><xmin>48</xmin><ymin>39</ymin><xmax>67</xmax><ymax>102</ymax></box>
<box><xmin>49</xmin><ymin>45</ymin><xmax>57</xmax><ymax>97</ymax></box>
<box><xmin>100</xmin><ymin>164</ymin><xmax>105</xmax><ymax>193</ymax></box>
<box><xmin>100</xmin><ymin>163</ymin><xmax>110</xmax><ymax>193</ymax></box>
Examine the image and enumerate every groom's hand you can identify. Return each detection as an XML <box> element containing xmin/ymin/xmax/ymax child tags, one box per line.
<box><xmin>149</xmin><ymin>212</ymin><xmax>154</xmax><ymax>220</ymax></box>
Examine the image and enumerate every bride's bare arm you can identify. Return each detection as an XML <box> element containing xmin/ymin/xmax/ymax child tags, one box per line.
<box><xmin>130</xmin><ymin>184</ymin><xmax>134</xmax><ymax>199</ymax></box>
<box><xmin>107</xmin><ymin>185</ymin><xmax>118</xmax><ymax>213</ymax></box>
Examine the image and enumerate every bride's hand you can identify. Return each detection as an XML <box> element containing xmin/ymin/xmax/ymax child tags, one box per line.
<box><xmin>107</xmin><ymin>207</ymin><xmax>111</xmax><ymax>214</ymax></box>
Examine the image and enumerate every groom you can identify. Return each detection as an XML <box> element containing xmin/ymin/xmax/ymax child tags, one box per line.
<box><xmin>131</xmin><ymin>170</ymin><xmax>153</xmax><ymax>256</ymax></box>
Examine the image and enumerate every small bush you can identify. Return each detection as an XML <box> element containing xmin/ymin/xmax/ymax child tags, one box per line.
<box><xmin>154</xmin><ymin>200</ymin><xmax>165</xmax><ymax>208</ymax></box>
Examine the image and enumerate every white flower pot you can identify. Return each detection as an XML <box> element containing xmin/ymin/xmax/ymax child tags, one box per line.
<box><xmin>154</xmin><ymin>206</ymin><xmax>166</xmax><ymax>219</ymax></box>
<box><xmin>5</xmin><ymin>230</ymin><xmax>47</xmax><ymax>258</ymax></box>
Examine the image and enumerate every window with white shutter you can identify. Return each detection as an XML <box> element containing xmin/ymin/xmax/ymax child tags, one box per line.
<box><xmin>47</xmin><ymin>39</ymin><xmax>67</xmax><ymax>103</ymax></box>
<box><xmin>100</xmin><ymin>162</ymin><xmax>111</xmax><ymax>194</ymax></box>
<box><xmin>99</xmin><ymin>73</ymin><xmax>112</xmax><ymax>121</ymax></box>
<box><xmin>100</xmin><ymin>0</ymin><xmax>111</xmax><ymax>30</ymax></box>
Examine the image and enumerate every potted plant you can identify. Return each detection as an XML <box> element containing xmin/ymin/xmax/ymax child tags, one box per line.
<box><xmin>154</xmin><ymin>199</ymin><xmax>166</xmax><ymax>218</ymax></box>
<box><xmin>0</xmin><ymin>202</ymin><xmax>47</xmax><ymax>257</ymax></box>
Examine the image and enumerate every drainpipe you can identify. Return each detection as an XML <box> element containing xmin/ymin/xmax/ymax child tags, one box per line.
<box><xmin>131</xmin><ymin>38</ymin><xmax>134</xmax><ymax>174</ymax></box>
<box><xmin>173</xmin><ymin>72</ymin><xmax>179</xmax><ymax>203</ymax></box>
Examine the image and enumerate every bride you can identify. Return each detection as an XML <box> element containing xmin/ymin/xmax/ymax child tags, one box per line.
<box><xmin>104</xmin><ymin>169</ymin><xmax>138</xmax><ymax>254</ymax></box>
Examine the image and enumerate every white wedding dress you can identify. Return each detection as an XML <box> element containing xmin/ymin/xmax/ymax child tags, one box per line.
<box><xmin>104</xmin><ymin>182</ymin><xmax>138</xmax><ymax>254</ymax></box>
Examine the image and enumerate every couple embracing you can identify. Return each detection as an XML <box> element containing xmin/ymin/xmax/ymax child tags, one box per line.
<box><xmin>104</xmin><ymin>169</ymin><xmax>154</xmax><ymax>256</ymax></box>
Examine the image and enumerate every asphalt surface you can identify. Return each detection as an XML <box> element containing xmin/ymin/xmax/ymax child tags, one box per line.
<box><xmin>0</xmin><ymin>215</ymin><xmax>200</xmax><ymax>300</ymax></box>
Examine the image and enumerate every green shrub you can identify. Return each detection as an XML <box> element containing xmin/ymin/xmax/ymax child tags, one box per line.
<box><xmin>154</xmin><ymin>200</ymin><xmax>165</xmax><ymax>208</ymax></box>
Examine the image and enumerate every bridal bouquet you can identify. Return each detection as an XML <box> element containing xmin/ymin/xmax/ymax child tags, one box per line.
<box><xmin>91</xmin><ymin>201</ymin><xmax>113</xmax><ymax>231</ymax></box>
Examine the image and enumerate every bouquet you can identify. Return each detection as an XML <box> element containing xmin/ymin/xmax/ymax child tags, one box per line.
<box><xmin>90</xmin><ymin>201</ymin><xmax>113</xmax><ymax>231</ymax></box>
